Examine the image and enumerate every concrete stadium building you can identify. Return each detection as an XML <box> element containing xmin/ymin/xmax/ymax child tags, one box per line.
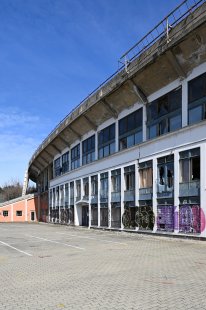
<box><xmin>3</xmin><ymin>0</ymin><xmax>206</xmax><ymax>237</ymax></box>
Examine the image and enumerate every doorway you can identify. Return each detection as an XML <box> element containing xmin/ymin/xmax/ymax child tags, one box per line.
<box><xmin>31</xmin><ymin>211</ymin><xmax>35</xmax><ymax>221</ymax></box>
<box><xmin>82</xmin><ymin>206</ymin><xmax>89</xmax><ymax>227</ymax></box>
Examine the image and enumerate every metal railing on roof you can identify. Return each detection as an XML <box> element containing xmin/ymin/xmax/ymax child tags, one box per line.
<box><xmin>119</xmin><ymin>0</ymin><xmax>205</xmax><ymax>67</ymax></box>
<box><xmin>30</xmin><ymin>0</ymin><xmax>205</xmax><ymax>165</ymax></box>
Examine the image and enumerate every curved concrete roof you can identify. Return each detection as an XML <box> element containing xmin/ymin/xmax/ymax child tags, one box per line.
<box><xmin>28</xmin><ymin>1</ymin><xmax>206</xmax><ymax>182</ymax></box>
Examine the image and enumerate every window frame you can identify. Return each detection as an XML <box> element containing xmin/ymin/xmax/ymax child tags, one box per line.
<box><xmin>119</xmin><ymin>108</ymin><xmax>143</xmax><ymax>150</ymax></box>
<box><xmin>147</xmin><ymin>86</ymin><xmax>182</xmax><ymax>139</ymax></box>
<box><xmin>98</xmin><ymin>124</ymin><xmax>115</xmax><ymax>159</ymax></box>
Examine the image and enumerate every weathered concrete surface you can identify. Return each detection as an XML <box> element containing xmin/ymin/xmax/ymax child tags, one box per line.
<box><xmin>0</xmin><ymin>223</ymin><xmax>206</xmax><ymax>309</ymax></box>
<box><xmin>29</xmin><ymin>3</ymin><xmax>206</xmax><ymax>181</ymax></box>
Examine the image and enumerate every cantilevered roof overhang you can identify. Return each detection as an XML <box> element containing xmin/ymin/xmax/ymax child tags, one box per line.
<box><xmin>28</xmin><ymin>1</ymin><xmax>206</xmax><ymax>182</ymax></box>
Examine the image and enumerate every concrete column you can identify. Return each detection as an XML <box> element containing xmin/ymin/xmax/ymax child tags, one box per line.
<box><xmin>200</xmin><ymin>143</ymin><xmax>206</xmax><ymax>237</ymax></box>
<box><xmin>88</xmin><ymin>176</ymin><xmax>91</xmax><ymax>228</ymax></box>
<box><xmin>80</xmin><ymin>178</ymin><xmax>83</xmax><ymax>200</ymax></box>
<box><xmin>74</xmin><ymin>181</ymin><xmax>78</xmax><ymax>226</ymax></box>
<box><xmin>152</xmin><ymin>158</ymin><xmax>157</xmax><ymax>232</ymax></box>
<box><xmin>120</xmin><ymin>167</ymin><xmax>124</xmax><ymax>229</ymax></box>
<box><xmin>174</xmin><ymin>150</ymin><xmax>179</xmax><ymax>233</ymax></box>
<box><xmin>115</xmin><ymin>120</ymin><xmax>119</xmax><ymax>152</ymax></box>
<box><xmin>108</xmin><ymin>170</ymin><xmax>111</xmax><ymax>228</ymax></box>
<box><xmin>135</xmin><ymin>160</ymin><xmax>139</xmax><ymax>207</ymax></box>
<box><xmin>68</xmin><ymin>183</ymin><xmax>71</xmax><ymax>224</ymax></box>
<box><xmin>58</xmin><ymin>186</ymin><xmax>60</xmax><ymax>222</ymax></box>
<box><xmin>182</xmin><ymin>79</ymin><xmax>188</xmax><ymax>128</ymax></box>
<box><xmin>142</xmin><ymin>104</ymin><xmax>147</xmax><ymax>142</ymax></box>
<box><xmin>97</xmin><ymin>173</ymin><xmax>100</xmax><ymax>227</ymax></box>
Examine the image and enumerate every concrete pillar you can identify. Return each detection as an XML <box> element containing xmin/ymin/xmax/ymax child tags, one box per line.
<box><xmin>152</xmin><ymin>158</ymin><xmax>157</xmax><ymax>232</ymax></box>
<box><xmin>200</xmin><ymin>143</ymin><xmax>206</xmax><ymax>237</ymax></box>
<box><xmin>120</xmin><ymin>167</ymin><xmax>124</xmax><ymax>229</ymax></box>
<box><xmin>135</xmin><ymin>160</ymin><xmax>139</xmax><ymax>207</ymax></box>
<box><xmin>88</xmin><ymin>176</ymin><xmax>91</xmax><ymax>228</ymax></box>
<box><xmin>97</xmin><ymin>173</ymin><xmax>100</xmax><ymax>227</ymax></box>
<box><xmin>108</xmin><ymin>170</ymin><xmax>111</xmax><ymax>228</ymax></box>
<box><xmin>174</xmin><ymin>150</ymin><xmax>179</xmax><ymax>233</ymax></box>
<box><xmin>68</xmin><ymin>183</ymin><xmax>71</xmax><ymax>225</ymax></box>
<box><xmin>74</xmin><ymin>181</ymin><xmax>78</xmax><ymax>226</ymax></box>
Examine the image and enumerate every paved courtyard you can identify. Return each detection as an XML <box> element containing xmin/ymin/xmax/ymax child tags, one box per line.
<box><xmin>0</xmin><ymin>223</ymin><xmax>206</xmax><ymax>310</ymax></box>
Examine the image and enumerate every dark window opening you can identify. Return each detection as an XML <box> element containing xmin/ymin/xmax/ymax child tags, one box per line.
<box><xmin>98</xmin><ymin>124</ymin><xmax>115</xmax><ymax>159</ymax></box>
<box><xmin>147</xmin><ymin>87</ymin><xmax>182</xmax><ymax>139</ymax></box>
<box><xmin>119</xmin><ymin>108</ymin><xmax>143</xmax><ymax>150</ymax></box>
<box><xmin>82</xmin><ymin>135</ymin><xmax>95</xmax><ymax>165</ymax></box>
<box><xmin>71</xmin><ymin>144</ymin><xmax>80</xmax><ymax>170</ymax></box>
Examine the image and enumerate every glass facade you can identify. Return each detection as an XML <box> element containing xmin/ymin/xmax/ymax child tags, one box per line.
<box><xmin>54</xmin><ymin>157</ymin><xmax>61</xmax><ymax>177</ymax></box>
<box><xmin>98</xmin><ymin>123</ymin><xmax>115</xmax><ymax>159</ymax></box>
<box><xmin>82</xmin><ymin>135</ymin><xmax>95</xmax><ymax>165</ymax></box>
<box><xmin>147</xmin><ymin>86</ymin><xmax>182</xmax><ymax>139</ymax></box>
<box><xmin>119</xmin><ymin>108</ymin><xmax>143</xmax><ymax>150</ymax></box>
<box><xmin>71</xmin><ymin>144</ymin><xmax>80</xmax><ymax>170</ymax></box>
<box><xmin>62</xmin><ymin>152</ymin><xmax>69</xmax><ymax>174</ymax></box>
<box><xmin>188</xmin><ymin>72</ymin><xmax>206</xmax><ymax>125</ymax></box>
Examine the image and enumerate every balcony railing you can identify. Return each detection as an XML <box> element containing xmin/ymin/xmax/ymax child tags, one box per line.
<box><xmin>124</xmin><ymin>190</ymin><xmax>135</xmax><ymax>202</ymax></box>
<box><xmin>179</xmin><ymin>180</ymin><xmax>200</xmax><ymax>197</ymax></box>
<box><xmin>139</xmin><ymin>187</ymin><xmax>153</xmax><ymax>200</ymax></box>
<box><xmin>111</xmin><ymin>191</ymin><xmax>121</xmax><ymax>203</ymax></box>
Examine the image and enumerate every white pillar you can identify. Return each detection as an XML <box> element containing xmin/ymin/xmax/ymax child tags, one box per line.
<box><xmin>97</xmin><ymin>173</ymin><xmax>101</xmax><ymax>227</ymax></box>
<box><xmin>108</xmin><ymin>170</ymin><xmax>111</xmax><ymax>228</ymax></box>
<box><xmin>135</xmin><ymin>160</ymin><xmax>139</xmax><ymax>207</ymax></box>
<box><xmin>174</xmin><ymin>150</ymin><xmax>179</xmax><ymax>233</ymax></box>
<box><xmin>200</xmin><ymin>143</ymin><xmax>206</xmax><ymax>237</ymax></box>
<box><xmin>74</xmin><ymin>181</ymin><xmax>78</xmax><ymax>226</ymax></box>
<box><xmin>88</xmin><ymin>176</ymin><xmax>91</xmax><ymax>228</ymax></box>
<box><xmin>120</xmin><ymin>167</ymin><xmax>124</xmax><ymax>229</ymax></box>
<box><xmin>153</xmin><ymin>158</ymin><xmax>157</xmax><ymax>232</ymax></box>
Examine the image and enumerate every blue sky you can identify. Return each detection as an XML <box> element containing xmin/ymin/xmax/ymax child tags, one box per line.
<box><xmin>0</xmin><ymin>0</ymin><xmax>181</xmax><ymax>186</ymax></box>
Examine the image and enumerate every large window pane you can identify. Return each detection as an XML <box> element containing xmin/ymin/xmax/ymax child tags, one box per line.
<box><xmin>189</xmin><ymin>105</ymin><xmax>202</xmax><ymax>124</ymax></box>
<box><xmin>170</xmin><ymin>114</ymin><xmax>181</xmax><ymax>131</ymax></box>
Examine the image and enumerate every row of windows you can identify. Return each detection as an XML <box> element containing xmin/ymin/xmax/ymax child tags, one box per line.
<box><xmin>51</xmin><ymin>147</ymin><xmax>200</xmax><ymax>209</ymax></box>
<box><xmin>53</xmin><ymin>72</ymin><xmax>206</xmax><ymax>177</ymax></box>
<box><xmin>1</xmin><ymin>210</ymin><xmax>22</xmax><ymax>217</ymax></box>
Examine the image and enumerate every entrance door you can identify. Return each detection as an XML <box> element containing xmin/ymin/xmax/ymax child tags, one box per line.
<box><xmin>31</xmin><ymin>211</ymin><xmax>35</xmax><ymax>221</ymax></box>
<box><xmin>82</xmin><ymin>206</ymin><xmax>89</xmax><ymax>226</ymax></box>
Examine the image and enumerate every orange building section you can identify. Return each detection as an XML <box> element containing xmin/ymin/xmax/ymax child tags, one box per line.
<box><xmin>0</xmin><ymin>193</ymin><xmax>48</xmax><ymax>223</ymax></box>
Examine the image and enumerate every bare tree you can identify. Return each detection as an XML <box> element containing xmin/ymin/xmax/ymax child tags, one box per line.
<box><xmin>1</xmin><ymin>179</ymin><xmax>23</xmax><ymax>202</ymax></box>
